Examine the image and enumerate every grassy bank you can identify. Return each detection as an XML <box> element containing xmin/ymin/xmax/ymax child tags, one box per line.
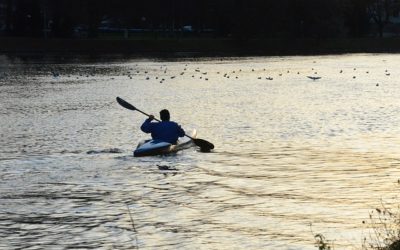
<box><xmin>1</xmin><ymin>37</ymin><xmax>400</xmax><ymax>56</ymax></box>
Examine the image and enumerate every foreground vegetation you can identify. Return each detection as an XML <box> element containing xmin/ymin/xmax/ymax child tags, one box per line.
<box><xmin>361</xmin><ymin>203</ymin><xmax>400</xmax><ymax>250</ymax></box>
<box><xmin>315</xmin><ymin>185</ymin><xmax>400</xmax><ymax>250</ymax></box>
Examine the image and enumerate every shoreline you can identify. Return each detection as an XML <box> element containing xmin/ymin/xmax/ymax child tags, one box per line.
<box><xmin>1</xmin><ymin>37</ymin><xmax>400</xmax><ymax>57</ymax></box>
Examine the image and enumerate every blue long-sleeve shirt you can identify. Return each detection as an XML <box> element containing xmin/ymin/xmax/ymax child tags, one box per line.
<box><xmin>140</xmin><ymin>119</ymin><xmax>185</xmax><ymax>144</ymax></box>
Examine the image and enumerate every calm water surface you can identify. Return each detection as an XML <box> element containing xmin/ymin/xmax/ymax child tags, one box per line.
<box><xmin>1</xmin><ymin>54</ymin><xmax>400</xmax><ymax>249</ymax></box>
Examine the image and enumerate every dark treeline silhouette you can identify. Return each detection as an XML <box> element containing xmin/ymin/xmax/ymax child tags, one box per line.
<box><xmin>2</xmin><ymin>0</ymin><xmax>400</xmax><ymax>39</ymax></box>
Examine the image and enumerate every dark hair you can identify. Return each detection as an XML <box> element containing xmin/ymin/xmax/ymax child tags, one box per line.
<box><xmin>160</xmin><ymin>109</ymin><xmax>170</xmax><ymax>121</ymax></box>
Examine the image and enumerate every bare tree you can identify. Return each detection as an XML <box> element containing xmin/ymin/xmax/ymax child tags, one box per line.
<box><xmin>367</xmin><ymin>0</ymin><xmax>398</xmax><ymax>37</ymax></box>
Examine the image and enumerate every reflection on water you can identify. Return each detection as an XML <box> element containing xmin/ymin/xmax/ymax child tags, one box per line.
<box><xmin>1</xmin><ymin>54</ymin><xmax>400</xmax><ymax>249</ymax></box>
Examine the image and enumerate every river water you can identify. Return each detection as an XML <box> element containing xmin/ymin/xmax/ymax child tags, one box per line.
<box><xmin>1</xmin><ymin>54</ymin><xmax>400</xmax><ymax>249</ymax></box>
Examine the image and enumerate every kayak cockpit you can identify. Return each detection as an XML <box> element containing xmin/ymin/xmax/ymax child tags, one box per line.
<box><xmin>133</xmin><ymin>130</ymin><xmax>196</xmax><ymax>157</ymax></box>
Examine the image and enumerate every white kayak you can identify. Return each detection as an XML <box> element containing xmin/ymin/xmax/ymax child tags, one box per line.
<box><xmin>133</xmin><ymin>130</ymin><xmax>197</xmax><ymax>157</ymax></box>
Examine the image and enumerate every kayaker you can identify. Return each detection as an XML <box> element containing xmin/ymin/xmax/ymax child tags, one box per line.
<box><xmin>140</xmin><ymin>109</ymin><xmax>185</xmax><ymax>144</ymax></box>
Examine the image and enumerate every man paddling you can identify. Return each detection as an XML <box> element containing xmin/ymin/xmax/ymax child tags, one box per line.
<box><xmin>140</xmin><ymin>109</ymin><xmax>185</xmax><ymax>144</ymax></box>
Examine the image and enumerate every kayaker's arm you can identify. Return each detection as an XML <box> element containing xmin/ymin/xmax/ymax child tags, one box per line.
<box><xmin>177</xmin><ymin>125</ymin><xmax>185</xmax><ymax>137</ymax></box>
<box><xmin>140</xmin><ymin>115</ymin><xmax>155</xmax><ymax>133</ymax></box>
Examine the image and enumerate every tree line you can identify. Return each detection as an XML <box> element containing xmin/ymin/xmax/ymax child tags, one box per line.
<box><xmin>2</xmin><ymin>0</ymin><xmax>400</xmax><ymax>39</ymax></box>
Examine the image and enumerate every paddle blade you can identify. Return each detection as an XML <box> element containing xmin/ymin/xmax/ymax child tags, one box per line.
<box><xmin>116</xmin><ymin>97</ymin><xmax>136</xmax><ymax>111</ymax></box>
<box><xmin>193</xmin><ymin>138</ymin><xmax>214</xmax><ymax>152</ymax></box>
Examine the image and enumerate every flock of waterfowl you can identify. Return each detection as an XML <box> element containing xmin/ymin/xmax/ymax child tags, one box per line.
<box><xmin>46</xmin><ymin>61</ymin><xmax>392</xmax><ymax>87</ymax></box>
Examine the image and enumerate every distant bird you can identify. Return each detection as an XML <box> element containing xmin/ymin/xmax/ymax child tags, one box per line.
<box><xmin>266</xmin><ymin>77</ymin><xmax>273</xmax><ymax>80</ymax></box>
<box><xmin>307</xmin><ymin>76</ymin><xmax>321</xmax><ymax>80</ymax></box>
<box><xmin>376</xmin><ymin>83</ymin><xmax>379</xmax><ymax>86</ymax></box>
<box><xmin>340</xmin><ymin>70</ymin><xmax>343</xmax><ymax>73</ymax></box>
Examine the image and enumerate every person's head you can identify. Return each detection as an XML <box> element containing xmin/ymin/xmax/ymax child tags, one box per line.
<box><xmin>160</xmin><ymin>109</ymin><xmax>170</xmax><ymax>121</ymax></box>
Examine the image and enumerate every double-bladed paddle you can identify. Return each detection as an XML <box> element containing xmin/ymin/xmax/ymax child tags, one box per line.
<box><xmin>116</xmin><ymin>97</ymin><xmax>214</xmax><ymax>152</ymax></box>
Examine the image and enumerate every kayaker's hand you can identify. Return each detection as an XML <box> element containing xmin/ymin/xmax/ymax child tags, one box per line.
<box><xmin>148</xmin><ymin>115</ymin><xmax>155</xmax><ymax>121</ymax></box>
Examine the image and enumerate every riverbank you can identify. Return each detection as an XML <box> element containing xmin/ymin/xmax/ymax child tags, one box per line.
<box><xmin>1</xmin><ymin>37</ymin><xmax>400</xmax><ymax>56</ymax></box>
